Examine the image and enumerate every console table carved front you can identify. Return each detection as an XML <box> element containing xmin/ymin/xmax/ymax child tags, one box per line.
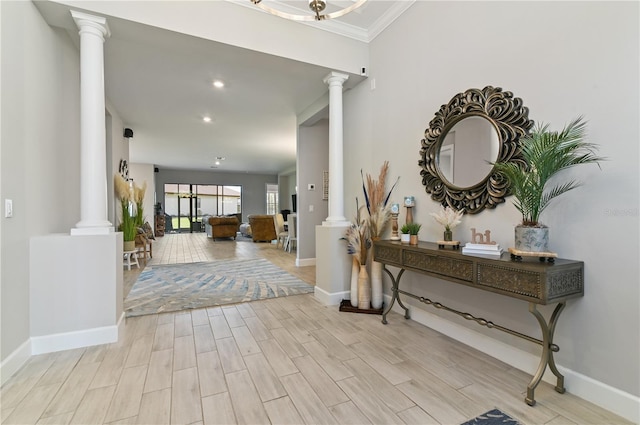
<box><xmin>373</xmin><ymin>240</ymin><xmax>584</xmax><ymax>406</ymax></box>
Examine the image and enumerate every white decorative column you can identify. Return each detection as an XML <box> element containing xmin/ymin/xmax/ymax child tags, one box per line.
<box><xmin>71</xmin><ymin>11</ymin><xmax>112</xmax><ymax>234</ymax></box>
<box><xmin>315</xmin><ymin>71</ymin><xmax>351</xmax><ymax>305</ymax></box>
<box><xmin>30</xmin><ymin>12</ymin><xmax>122</xmax><ymax>355</ymax></box>
<box><xmin>322</xmin><ymin>71</ymin><xmax>349</xmax><ymax>225</ymax></box>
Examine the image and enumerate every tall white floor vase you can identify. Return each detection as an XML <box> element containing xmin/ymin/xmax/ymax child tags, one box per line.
<box><xmin>350</xmin><ymin>257</ymin><xmax>359</xmax><ymax>308</ymax></box>
<box><xmin>370</xmin><ymin>260</ymin><xmax>383</xmax><ymax>309</ymax></box>
<box><xmin>357</xmin><ymin>264</ymin><xmax>371</xmax><ymax>310</ymax></box>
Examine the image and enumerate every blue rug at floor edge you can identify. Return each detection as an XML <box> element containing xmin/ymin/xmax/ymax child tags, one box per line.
<box><xmin>461</xmin><ymin>408</ymin><xmax>522</xmax><ymax>425</ymax></box>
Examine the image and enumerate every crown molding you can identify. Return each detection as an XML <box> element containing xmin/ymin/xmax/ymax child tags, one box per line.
<box><xmin>228</xmin><ymin>0</ymin><xmax>414</xmax><ymax>43</ymax></box>
<box><xmin>367</xmin><ymin>0</ymin><xmax>415</xmax><ymax>42</ymax></box>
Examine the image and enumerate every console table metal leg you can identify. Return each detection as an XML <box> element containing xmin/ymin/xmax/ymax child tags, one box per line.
<box><xmin>381</xmin><ymin>267</ymin><xmax>408</xmax><ymax>324</ymax></box>
<box><xmin>526</xmin><ymin>302</ymin><xmax>566</xmax><ymax>406</ymax></box>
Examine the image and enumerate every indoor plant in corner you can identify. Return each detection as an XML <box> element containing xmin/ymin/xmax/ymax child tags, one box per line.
<box><xmin>492</xmin><ymin>116</ymin><xmax>604</xmax><ymax>253</ymax></box>
<box><xmin>115</xmin><ymin>174</ymin><xmax>137</xmax><ymax>252</ymax></box>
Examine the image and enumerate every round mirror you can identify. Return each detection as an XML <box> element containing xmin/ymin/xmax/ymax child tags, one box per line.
<box><xmin>419</xmin><ymin>86</ymin><xmax>533</xmax><ymax>214</ymax></box>
<box><xmin>438</xmin><ymin>115</ymin><xmax>500</xmax><ymax>188</ymax></box>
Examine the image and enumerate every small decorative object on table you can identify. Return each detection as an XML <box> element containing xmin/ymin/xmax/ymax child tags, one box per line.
<box><xmin>404</xmin><ymin>222</ymin><xmax>421</xmax><ymax>245</ymax></box>
<box><xmin>390</xmin><ymin>203</ymin><xmax>400</xmax><ymax>241</ymax></box>
<box><xmin>399</xmin><ymin>224</ymin><xmax>411</xmax><ymax>244</ymax></box>
<box><xmin>463</xmin><ymin>229</ymin><xmax>501</xmax><ymax>255</ymax></box>
<box><xmin>403</xmin><ymin>196</ymin><xmax>415</xmax><ymax>224</ymax></box>
<box><xmin>509</xmin><ymin>247</ymin><xmax>558</xmax><ymax>263</ymax></box>
<box><xmin>430</xmin><ymin>205</ymin><xmax>463</xmax><ymax>249</ymax></box>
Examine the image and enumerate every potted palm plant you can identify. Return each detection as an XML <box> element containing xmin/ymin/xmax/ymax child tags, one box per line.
<box><xmin>492</xmin><ymin>116</ymin><xmax>604</xmax><ymax>252</ymax></box>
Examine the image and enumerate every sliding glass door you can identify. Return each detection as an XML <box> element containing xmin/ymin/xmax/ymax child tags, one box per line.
<box><xmin>164</xmin><ymin>183</ymin><xmax>242</xmax><ymax>233</ymax></box>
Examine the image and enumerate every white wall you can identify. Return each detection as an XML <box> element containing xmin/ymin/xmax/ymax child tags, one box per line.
<box><xmin>107</xmin><ymin>102</ymin><xmax>130</xmax><ymax>227</ymax></box>
<box><xmin>298</xmin><ymin>120</ymin><xmax>330</xmax><ymax>261</ymax></box>
<box><xmin>1</xmin><ymin>1</ymin><xmax>81</xmax><ymax>371</ymax></box>
<box><xmin>344</xmin><ymin>0</ymin><xmax>639</xmax><ymax>414</ymax></box>
<box><xmin>278</xmin><ymin>171</ymin><xmax>296</xmax><ymax>213</ymax></box>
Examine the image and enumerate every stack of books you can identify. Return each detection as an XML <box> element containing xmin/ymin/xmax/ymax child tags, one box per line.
<box><xmin>462</xmin><ymin>243</ymin><xmax>503</xmax><ymax>257</ymax></box>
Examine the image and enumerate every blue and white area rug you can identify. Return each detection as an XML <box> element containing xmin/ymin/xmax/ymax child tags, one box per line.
<box><xmin>461</xmin><ymin>409</ymin><xmax>522</xmax><ymax>425</ymax></box>
<box><xmin>124</xmin><ymin>258</ymin><xmax>314</xmax><ymax>317</ymax></box>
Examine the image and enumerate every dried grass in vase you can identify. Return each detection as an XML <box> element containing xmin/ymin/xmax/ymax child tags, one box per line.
<box><xmin>361</xmin><ymin>161</ymin><xmax>399</xmax><ymax>239</ymax></box>
<box><xmin>342</xmin><ymin>201</ymin><xmax>371</xmax><ymax>266</ymax></box>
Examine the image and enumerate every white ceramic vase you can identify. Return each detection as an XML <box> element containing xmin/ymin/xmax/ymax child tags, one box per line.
<box><xmin>370</xmin><ymin>261</ymin><xmax>383</xmax><ymax>309</ymax></box>
<box><xmin>357</xmin><ymin>264</ymin><xmax>371</xmax><ymax>310</ymax></box>
<box><xmin>400</xmin><ymin>233</ymin><xmax>411</xmax><ymax>244</ymax></box>
<box><xmin>350</xmin><ymin>256</ymin><xmax>359</xmax><ymax>307</ymax></box>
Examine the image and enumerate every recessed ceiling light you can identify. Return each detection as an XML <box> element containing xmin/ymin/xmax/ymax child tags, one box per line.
<box><xmin>215</xmin><ymin>160</ymin><xmax>220</xmax><ymax>165</ymax></box>
<box><xmin>203</xmin><ymin>116</ymin><xmax>212</xmax><ymax>123</ymax></box>
<box><xmin>213</xmin><ymin>80</ymin><xmax>224</xmax><ymax>88</ymax></box>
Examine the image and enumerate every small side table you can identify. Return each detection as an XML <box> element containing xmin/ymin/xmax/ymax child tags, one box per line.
<box><xmin>123</xmin><ymin>250</ymin><xmax>139</xmax><ymax>270</ymax></box>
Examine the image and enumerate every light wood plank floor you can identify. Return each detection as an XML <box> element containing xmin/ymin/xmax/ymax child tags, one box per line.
<box><xmin>1</xmin><ymin>233</ymin><xmax>631</xmax><ymax>424</ymax></box>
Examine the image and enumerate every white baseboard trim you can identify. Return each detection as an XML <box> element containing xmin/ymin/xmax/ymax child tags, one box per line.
<box><xmin>1</xmin><ymin>313</ymin><xmax>126</xmax><ymax>386</ymax></box>
<box><xmin>0</xmin><ymin>339</ymin><xmax>32</xmax><ymax>386</ymax></box>
<box><xmin>31</xmin><ymin>322</ymin><xmax>121</xmax><ymax>355</ymax></box>
<box><xmin>314</xmin><ymin>286</ymin><xmax>348</xmax><ymax>306</ymax></box>
<box><xmin>296</xmin><ymin>257</ymin><xmax>316</xmax><ymax>267</ymax></box>
<box><xmin>386</xmin><ymin>295</ymin><xmax>639</xmax><ymax>423</ymax></box>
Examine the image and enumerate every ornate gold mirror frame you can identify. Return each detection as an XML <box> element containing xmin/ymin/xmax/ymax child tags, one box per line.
<box><xmin>419</xmin><ymin>86</ymin><xmax>534</xmax><ymax>214</ymax></box>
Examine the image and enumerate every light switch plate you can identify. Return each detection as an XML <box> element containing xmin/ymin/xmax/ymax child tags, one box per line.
<box><xmin>5</xmin><ymin>199</ymin><xmax>13</xmax><ymax>218</ymax></box>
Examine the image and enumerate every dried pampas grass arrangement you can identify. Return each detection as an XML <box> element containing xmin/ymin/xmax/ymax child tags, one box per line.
<box><xmin>361</xmin><ymin>161</ymin><xmax>399</xmax><ymax>239</ymax></box>
<box><xmin>114</xmin><ymin>174</ymin><xmax>132</xmax><ymax>202</ymax></box>
<box><xmin>133</xmin><ymin>181</ymin><xmax>147</xmax><ymax>226</ymax></box>
<box><xmin>342</xmin><ymin>200</ymin><xmax>371</xmax><ymax>266</ymax></box>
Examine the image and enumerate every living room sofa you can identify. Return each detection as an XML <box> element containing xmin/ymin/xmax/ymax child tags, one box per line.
<box><xmin>247</xmin><ymin>214</ymin><xmax>277</xmax><ymax>242</ymax></box>
<box><xmin>205</xmin><ymin>215</ymin><xmax>240</xmax><ymax>240</ymax></box>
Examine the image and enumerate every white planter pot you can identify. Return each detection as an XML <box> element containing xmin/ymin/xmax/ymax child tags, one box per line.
<box><xmin>514</xmin><ymin>225</ymin><xmax>549</xmax><ymax>252</ymax></box>
<box><xmin>400</xmin><ymin>234</ymin><xmax>411</xmax><ymax>244</ymax></box>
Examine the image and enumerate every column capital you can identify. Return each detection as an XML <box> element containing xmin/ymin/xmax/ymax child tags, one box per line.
<box><xmin>71</xmin><ymin>10</ymin><xmax>111</xmax><ymax>39</ymax></box>
<box><xmin>323</xmin><ymin>71</ymin><xmax>349</xmax><ymax>87</ymax></box>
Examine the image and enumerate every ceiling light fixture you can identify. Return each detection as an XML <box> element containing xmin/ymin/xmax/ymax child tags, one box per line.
<box><xmin>213</xmin><ymin>80</ymin><xmax>224</xmax><ymax>88</ymax></box>
<box><xmin>250</xmin><ymin>0</ymin><xmax>368</xmax><ymax>21</ymax></box>
<box><xmin>203</xmin><ymin>116</ymin><xmax>212</xmax><ymax>123</ymax></box>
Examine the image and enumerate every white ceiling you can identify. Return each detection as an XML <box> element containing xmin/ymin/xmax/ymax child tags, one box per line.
<box><xmin>36</xmin><ymin>1</ymin><xmax>413</xmax><ymax>174</ymax></box>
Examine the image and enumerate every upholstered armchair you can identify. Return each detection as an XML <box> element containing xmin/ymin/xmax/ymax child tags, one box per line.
<box><xmin>207</xmin><ymin>216</ymin><xmax>240</xmax><ymax>240</ymax></box>
<box><xmin>248</xmin><ymin>215</ymin><xmax>277</xmax><ymax>242</ymax></box>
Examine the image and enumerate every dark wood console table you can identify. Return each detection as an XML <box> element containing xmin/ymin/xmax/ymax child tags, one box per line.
<box><xmin>373</xmin><ymin>240</ymin><xmax>584</xmax><ymax>406</ymax></box>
